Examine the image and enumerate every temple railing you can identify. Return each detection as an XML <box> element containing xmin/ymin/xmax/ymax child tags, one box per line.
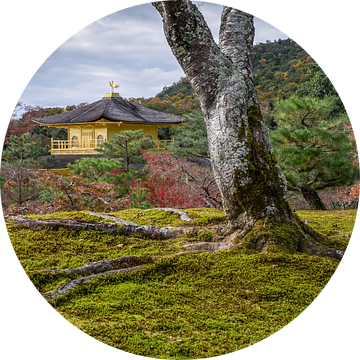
<box><xmin>51</xmin><ymin>139</ymin><xmax>104</xmax><ymax>150</ymax></box>
<box><xmin>155</xmin><ymin>140</ymin><xmax>172</xmax><ymax>150</ymax></box>
<box><xmin>50</xmin><ymin>139</ymin><xmax>172</xmax><ymax>154</ymax></box>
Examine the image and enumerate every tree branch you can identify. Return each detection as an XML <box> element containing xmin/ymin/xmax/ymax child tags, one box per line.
<box><xmin>299</xmin><ymin>107</ymin><xmax>320</xmax><ymax>128</ymax></box>
<box><xmin>299</xmin><ymin>115</ymin><xmax>311</xmax><ymax>128</ymax></box>
<box><xmin>179</xmin><ymin>167</ymin><xmax>222</xmax><ymax>208</ymax></box>
<box><xmin>219</xmin><ymin>7</ymin><xmax>254</xmax><ymax>72</ymax></box>
<box><xmin>297</xmin><ymin>164</ymin><xmax>317</xmax><ymax>174</ymax></box>
<box><xmin>287</xmin><ymin>186</ymin><xmax>301</xmax><ymax>192</ymax></box>
<box><xmin>323</xmin><ymin>123</ymin><xmax>340</xmax><ymax>131</ymax></box>
<box><xmin>65</xmin><ymin>189</ymin><xmax>74</xmax><ymax>206</ymax></box>
<box><xmin>152</xmin><ymin>0</ymin><xmax>232</xmax><ymax>111</ymax></box>
<box><xmin>2</xmin><ymin>170</ymin><xmax>17</xmax><ymax>188</ymax></box>
<box><xmin>152</xmin><ymin>1</ymin><xmax>165</xmax><ymax>16</ymax></box>
<box><xmin>22</xmin><ymin>191</ymin><xmax>40</xmax><ymax>203</ymax></box>
<box><xmin>190</xmin><ymin>152</ymin><xmax>210</xmax><ymax>160</ymax></box>
<box><xmin>314</xmin><ymin>175</ymin><xmax>342</xmax><ymax>190</ymax></box>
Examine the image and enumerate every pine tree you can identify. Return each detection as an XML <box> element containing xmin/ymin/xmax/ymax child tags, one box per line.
<box><xmin>1</xmin><ymin>133</ymin><xmax>53</xmax><ymax>207</ymax></box>
<box><xmin>130</xmin><ymin>179</ymin><xmax>151</xmax><ymax>209</ymax></box>
<box><xmin>95</xmin><ymin>130</ymin><xmax>156</xmax><ymax>172</ymax></box>
<box><xmin>67</xmin><ymin>157</ymin><xmax>123</xmax><ymax>180</ymax></box>
<box><xmin>296</xmin><ymin>61</ymin><xmax>345</xmax><ymax>117</ymax></box>
<box><xmin>270</xmin><ymin>96</ymin><xmax>358</xmax><ymax>209</ymax></box>
<box><xmin>168</xmin><ymin>111</ymin><xmax>209</xmax><ymax>159</ymax></box>
<box><xmin>67</xmin><ymin>157</ymin><xmax>138</xmax><ymax>199</ymax></box>
<box><xmin>2</xmin><ymin>133</ymin><xmax>44</xmax><ymax>164</ymax></box>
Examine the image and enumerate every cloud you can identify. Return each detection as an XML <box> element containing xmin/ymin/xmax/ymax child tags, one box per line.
<box><xmin>19</xmin><ymin>1</ymin><xmax>289</xmax><ymax>109</ymax></box>
<box><xmin>254</xmin><ymin>17</ymin><xmax>288</xmax><ymax>43</ymax></box>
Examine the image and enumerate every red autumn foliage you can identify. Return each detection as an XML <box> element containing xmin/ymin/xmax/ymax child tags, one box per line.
<box><xmin>2</xmin><ymin>142</ymin><xmax>357</xmax><ymax>214</ymax></box>
<box><xmin>6</xmin><ymin>104</ymin><xmax>44</xmax><ymax>141</ymax></box>
<box><xmin>349</xmin><ymin>182</ymin><xmax>360</xmax><ymax>199</ymax></box>
<box><xmin>142</xmin><ymin>152</ymin><xmax>222</xmax><ymax>209</ymax></box>
<box><xmin>109</xmin><ymin>169</ymin><xmax>123</xmax><ymax>176</ymax></box>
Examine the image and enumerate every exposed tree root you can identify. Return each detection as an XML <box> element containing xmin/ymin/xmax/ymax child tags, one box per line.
<box><xmin>5</xmin><ymin>215</ymin><xmax>180</xmax><ymax>239</ymax></box>
<box><xmin>41</xmin><ymin>255</ymin><xmax>154</xmax><ymax>276</ymax></box>
<box><xmin>144</xmin><ymin>208</ymin><xmax>194</xmax><ymax>223</ymax></box>
<box><xmin>225</xmin><ymin>214</ymin><xmax>344</xmax><ymax>260</ymax></box>
<box><xmin>183</xmin><ymin>242</ymin><xmax>233</xmax><ymax>251</ymax></box>
<box><xmin>87</xmin><ymin>209</ymin><xmax>194</xmax><ymax>224</ymax></box>
<box><xmin>45</xmin><ymin>265</ymin><xmax>146</xmax><ymax>299</ymax></box>
<box><xmin>7</xmin><ymin>212</ymin><xmax>344</xmax><ymax>261</ymax></box>
<box><xmin>86</xmin><ymin>212</ymin><xmax>142</xmax><ymax>226</ymax></box>
<box><xmin>8</xmin><ymin>210</ymin><xmax>344</xmax><ymax>300</ymax></box>
<box><xmin>44</xmin><ymin>251</ymin><xmax>215</xmax><ymax>299</ymax></box>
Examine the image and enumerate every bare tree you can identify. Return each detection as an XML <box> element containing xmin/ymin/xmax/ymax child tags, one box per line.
<box><xmin>152</xmin><ymin>0</ymin><xmax>342</xmax><ymax>259</ymax></box>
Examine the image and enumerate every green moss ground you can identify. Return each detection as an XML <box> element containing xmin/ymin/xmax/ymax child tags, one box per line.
<box><xmin>25</xmin><ymin>211</ymin><xmax>116</xmax><ymax>223</ymax></box>
<box><xmin>6</xmin><ymin>208</ymin><xmax>356</xmax><ymax>359</ymax></box>
<box><xmin>296</xmin><ymin>209</ymin><xmax>356</xmax><ymax>251</ymax></box>
<box><xmin>110</xmin><ymin>208</ymin><xmax>227</xmax><ymax>227</ymax></box>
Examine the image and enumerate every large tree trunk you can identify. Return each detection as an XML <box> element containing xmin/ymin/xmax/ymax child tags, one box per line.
<box><xmin>300</xmin><ymin>187</ymin><xmax>327</xmax><ymax>210</ymax></box>
<box><xmin>152</xmin><ymin>1</ymin><xmax>338</xmax><ymax>257</ymax></box>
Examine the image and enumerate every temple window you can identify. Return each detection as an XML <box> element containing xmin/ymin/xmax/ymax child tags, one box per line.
<box><xmin>72</xmin><ymin>136</ymin><xmax>78</xmax><ymax>148</ymax></box>
<box><xmin>97</xmin><ymin>135</ymin><xmax>105</xmax><ymax>144</ymax></box>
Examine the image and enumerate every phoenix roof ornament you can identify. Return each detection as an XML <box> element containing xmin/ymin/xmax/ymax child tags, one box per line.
<box><xmin>109</xmin><ymin>81</ymin><xmax>120</xmax><ymax>92</ymax></box>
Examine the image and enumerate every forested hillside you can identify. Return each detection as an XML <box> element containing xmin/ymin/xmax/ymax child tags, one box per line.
<box><xmin>5</xmin><ymin>39</ymin><xmax>310</xmax><ymax>148</ymax></box>
<box><xmin>3</xmin><ymin>103</ymin><xmax>88</xmax><ymax>156</ymax></box>
<box><xmin>128</xmin><ymin>38</ymin><xmax>311</xmax><ymax>126</ymax></box>
<box><xmin>2</xmin><ymin>38</ymin><xmax>356</xmax><ymax>214</ymax></box>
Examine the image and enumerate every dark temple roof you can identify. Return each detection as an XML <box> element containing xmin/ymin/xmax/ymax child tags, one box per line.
<box><xmin>34</xmin><ymin>97</ymin><xmax>182</xmax><ymax>125</ymax></box>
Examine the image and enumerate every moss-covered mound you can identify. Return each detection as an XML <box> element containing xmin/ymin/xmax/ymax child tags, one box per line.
<box><xmin>25</xmin><ymin>211</ymin><xmax>116</xmax><ymax>223</ymax></box>
<box><xmin>110</xmin><ymin>208</ymin><xmax>227</xmax><ymax>227</ymax></box>
<box><xmin>296</xmin><ymin>209</ymin><xmax>355</xmax><ymax>251</ymax></box>
<box><xmin>51</xmin><ymin>252</ymin><xmax>337</xmax><ymax>358</ymax></box>
<box><xmin>5</xmin><ymin>208</ymin><xmax>356</xmax><ymax>359</ymax></box>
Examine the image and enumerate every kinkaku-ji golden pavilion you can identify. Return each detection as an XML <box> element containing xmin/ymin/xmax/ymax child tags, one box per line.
<box><xmin>33</xmin><ymin>82</ymin><xmax>182</xmax><ymax>155</ymax></box>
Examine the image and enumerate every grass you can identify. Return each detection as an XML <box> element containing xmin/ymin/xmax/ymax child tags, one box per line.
<box><xmin>6</xmin><ymin>208</ymin><xmax>356</xmax><ymax>359</ymax></box>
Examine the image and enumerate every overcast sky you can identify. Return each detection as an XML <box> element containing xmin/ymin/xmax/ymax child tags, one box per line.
<box><xmin>18</xmin><ymin>1</ymin><xmax>288</xmax><ymax>109</ymax></box>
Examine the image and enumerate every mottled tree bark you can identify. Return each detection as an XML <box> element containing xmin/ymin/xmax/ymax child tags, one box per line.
<box><xmin>152</xmin><ymin>1</ymin><xmax>341</xmax><ymax>257</ymax></box>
